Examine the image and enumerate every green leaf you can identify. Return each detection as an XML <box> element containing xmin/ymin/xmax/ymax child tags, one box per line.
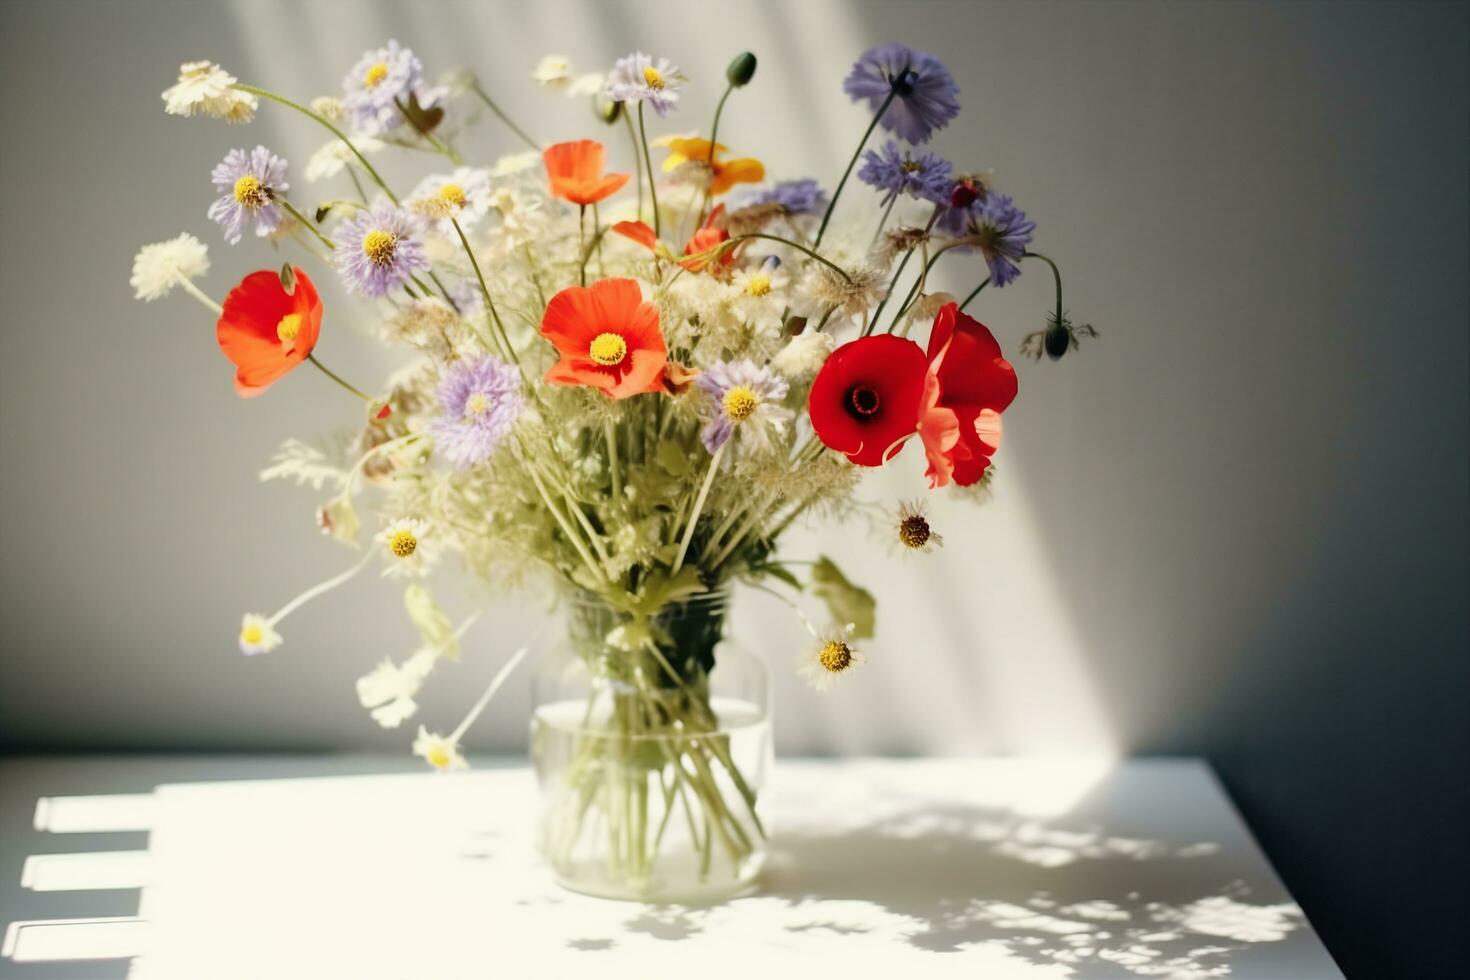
<box><xmin>404</xmin><ymin>584</ymin><xmax>457</xmax><ymax>659</ymax></box>
<box><xmin>748</xmin><ymin>562</ymin><xmax>801</xmax><ymax>592</ymax></box>
<box><xmin>655</xmin><ymin>439</ymin><xmax>694</xmax><ymax>478</ymax></box>
<box><xmin>810</xmin><ymin>557</ymin><xmax>876</xmax><ymax>639</ymax></box>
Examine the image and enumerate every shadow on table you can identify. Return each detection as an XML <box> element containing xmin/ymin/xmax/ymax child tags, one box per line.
<box><xmin>606</xmin><ymin>801</ymin><xmax>1303</xmax><ymax>978</ymax></box>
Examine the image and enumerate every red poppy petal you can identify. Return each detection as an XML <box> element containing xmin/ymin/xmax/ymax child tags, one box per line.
<box><xmin>612</xmin><ymin>221</ymin><xmax>658</xmax><ymax>250</ymax></box>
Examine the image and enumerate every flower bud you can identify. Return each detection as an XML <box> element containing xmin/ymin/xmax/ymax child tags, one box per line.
<box><xmin>595</xmin><ymin>94</ymin><xmax>623</xmax><ymax>125</ymax></box>
<box><xmin>1044</xmin><ymin>322</ymin><xmax>1071</xmax><ymax>360</ymax></box>
<box><xmin>950</xmin><ymin>180</ymin><xmax>979</xmax><ymax>210</ymax></box>
<box><xmin>726</xmin><ymin>52</ymin><xmax>758</xmax><ymax>87</ymax></box>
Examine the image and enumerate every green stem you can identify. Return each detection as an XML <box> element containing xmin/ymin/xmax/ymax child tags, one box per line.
<box><xmin>448</xmin><ymin>216</ymin><xmax>522</xmax><ymax>379</ymax></box>
<box><xmin>605</xmin><ymin>417</ymin><xmax>622</xmax><ymax>502</ymax></box>
<box><xmin>690</xmin><ymin>233</ymin><xmax>851</xmax><ymax>283</ymax></box>
<box><xmin>958</xmin><ymin>276</ymin><xmax>991</xmax><ymax>312</ymax></box>
<box><xmin>672</xmin><ymin>443</ymin><xmax>725</xmax><ymax>575</ymax></box>
<box><xmin>889</xmin><ymin>241</ymin><xmax>965</xmax><ymax>330</ymax></box>
<box><xmin>637</xmin><ymin>102</ymin><xmax>661</xmax><ymax>238</ymax></box>
<box><xmin>234</xmin><ymin>84</ymin><xmax>398</xmax><ymax>204</ymax></box>
<box><xmin>175</xmin><ymin>276</ymin><xmax>223</xmax><ymax>316</ymax></box>
<box><xmin>393</xmin><ymin>96</ymin><xmax>460</xmax><ymax>162</ymax></box>
<box><xmin>306</xmin><ymin>354</ymin><xmax>373</xmax><ymax>403</ymax></box>
<box><xmin>623</xmin><ymin>109</ymin><xmax>645</xmax><ymax>222</ymax></box>
<box><xmin>814</xmin><ymin>69</ymin><xmax>909</xmax><ymax>248</ymax></box>
<box><xmin>696</xmin><ymin>82</ymin><xmax>735</xmax><ymax>223</ymax></box>
<box><xmin>470</xmin><ymin>80</ymin><xmax>541</xmax><ymax>152</ymax></box>
<box><xmin>864</xmin><ymin>205</ymin><xmax>943</xmax><ymax>335</ymax></box>
<box><xmin>276</xmin><ymin>197</ymin><xmax>335</xmax><ymax>251</ymax></box>
<box><xmin>1025</xmin><ymin>249</ymin><xmax>1065</xmax><ymax>323</ymax></box>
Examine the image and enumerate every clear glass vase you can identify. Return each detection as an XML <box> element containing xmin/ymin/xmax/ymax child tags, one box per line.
<box><xmin>529</xmin><ymin>588</ymin><xmax>772</xmax><ymax>901</ymax></box>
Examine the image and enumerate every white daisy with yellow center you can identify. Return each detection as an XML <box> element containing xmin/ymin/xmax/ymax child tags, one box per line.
<box><xmin>238</xmin><ymin>613</ymin><xmax>282</xmax><ymax>656</ymax></box>
<box><xmin>407</xmin><ymin>168</ymin><xmax>495</xmax><ymax>232</ymax></box>
<box><xmin>797</xmin><ymin>623</ymin><xmax>866</xmax><ymax>692</ymax></box>
<box><xmin>412</xmin><ymin>726</ymin><xmax>467</xmax><ymax>771</ymax></box>
<box><xmin>730</xmin><ymin>266</ymin><xmax>790</xmax><ymax>332</ymax></box>
<box><xmin>377</xmin><ymin>517</ymin><xmax>432</xmax><ymax>577</ymax></box>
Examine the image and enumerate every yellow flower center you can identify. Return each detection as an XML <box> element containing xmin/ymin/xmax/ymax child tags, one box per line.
<box><xmin>437</xmin><ymin>183</ymin><xmax>467</xmax><ymax>209</ymax></box>
<box><xmin>362</xmin><ymin>229</ymin><xmax>398</xmax><ymax>265</ymax></box>
<box><xmin>388</xmin><ymin>529</ymin><xmax>418</xmax><ymax>558</ymax></box>
<box><xmin>898</xmin><ymin>514</ymin><xmax>931</xmax><ymax>549</ymax></box>
<box><xmin>642</xmin><ymin>65</ymin><xmax>665</xmax><ymax>89</ymax></box>
<box><xmin>364</xmin><ymin>62</ymin><xmax>389</xmax><ymax>87</ymax></box>
<box><xmin>425</xmin><ymin>744</ymin><xmax>453</xmax><ymax>769</ymax></box>
<box><xmin>240</xmin><ymin>624</ymin><xmax>264</xmax><ymax>646</ymax></box>
<box><xmin>464</xmin><ymin>392</ymin><xmax>489</xmax><ymax>418</ymax></box>
<box><xmin>233</xmin><ymin>174</ymin><xmax>267</xmax><ymax>208</ymax></box>
<box><xmin>901</xmin><ymin>159</ymin><xmax>922</xmax><ymax>173</ymax></box>
<box><xmin>819</xmin><ymin>641</ymin><xmax>853</xmax><ymax>673</ymax></box>
<box><xmin>723</xmin><ymin>386</ymin><xmax>758</xmax><ymax>422</ymax></box>
<box><xmin>589</xmin><ymin>332</ymin><xmax>628</xmax><ymax>366</ymax></box>
<box><xmin>744</xmin><ymin>275</ymin><xmax>772</xmax><ymax>297</ymax></box>
<box><xmin>276</xmin><ymin>313</ymin><xmax>302</xmax><ymax>344</ymax></box>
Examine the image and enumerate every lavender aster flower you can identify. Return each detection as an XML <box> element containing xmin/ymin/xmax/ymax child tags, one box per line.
<box><xmin>604</xmin><ymin>52</ymin><xmax>684</xmax><ymax>116</ymax></box>
<box><xmin>431</xmin><ymin>355</ymin><xmax>524</xmax><ymax>468</ymax></box>
<box><xmin>335</xmin><ymin>201</ymin><xmax>429</xmax><ymax>297</ymax></box>
<box><xmin>694</xmin><ymin>360</ymin><xmax>792</xmax><ymax>457</ymax></box>
<box><xmin>970</xmin><ymin>194</ymin><xmax>1036</xmax><ymax>287</ymax></box>
<box><xmin>342</xmin><ymin>40</ymin><xmax>443</xmax><ymax>135</ymax></box>
<box><xmin>843</xmin><ymin>43</ymin><xmax>960</xmax><ymax>145</ymax></box>
<box><xmin>858</xmin><ymin>141</ymin><xmax>953</xmax><ymax>206</ymax></box>
<box><xmin>206</xmin><ymin>146</ymin><xmax>288</xmax><ymax>244</ymax></box>
<box><xmin>747</xmin><ymin>178</ymin><xmax>829</xmax><ymax>215</ymax></box>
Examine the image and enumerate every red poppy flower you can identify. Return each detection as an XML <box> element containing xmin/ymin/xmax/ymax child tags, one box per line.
<box><xmin>540</xmin><ymin>277</ymin><xmax>667</xmax><ymax>398</ymax></box>
<box><xmin>543</xmin><ymin>140</ymin><xmax>631</xmax><ymax>206</ymax></box>
<box><xmin>808</xmin><ymin>334</ymin><xmax>929</xmax><ymax>466</ymax></box>
<box><xmin>919</xmin><ymin>303</ymin><xmax>1017</xmax><ymax>487</ymax></box>
<box><xmin>216</xmin><ymin>267</ymin><xmax>323</xmax><ymax>398</ymax></box>
<box><xmin>611</xmin><ymin>220</ymin><xmax>659</xmax><ymax>251</ymax></box>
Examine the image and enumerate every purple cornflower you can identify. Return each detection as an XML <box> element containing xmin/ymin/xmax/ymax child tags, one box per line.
<box><xmin>843</xmin><ymin>44</ymin><xmax>960</xmax><ymax>145</ymax></box>
<box><xmin>342</xmin><ymin>40</ymin><xmax>443</xmax><ymax>135</ymax></box>
<box><xmin>604</xmin><ymin>52</ymin><xmax>683</xmax><ymax>116</ymax></box>
<box><xmin>858</xmin><ymin>141</ymin><xmax>953</xmax><ymax>206</ymax></box>
<box><xmin>694</xmin><ymin>360</ymin><xmax>792</xmax><ymax>457</ymax></box>
<box><xmin>431</xmin><ymin>355</ymin><xmax>525</xmax><ymax>468</ymax></box>
<box><xmin>335</xmin><ymin>201</ymin><xmax>429</xmax><ymax>297</ymax></box>
<box><xmin>942</xmin><ymin>193</ymin><xmax>1036</xmax><ymax>287</ymax></box>
<box><xmin>207</xmin><ymin>146</ymin><xmax>288</xmax><ymax>245</ymax></box>
<box><xmin>746</xmin><ymin>178</ymin><xmax>829</xmax><ymax>215</ymax></box>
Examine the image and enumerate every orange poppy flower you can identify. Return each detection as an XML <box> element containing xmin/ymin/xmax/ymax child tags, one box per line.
<box><xmin>540</xmin><ymin>278</ymin><xmax>667</xmax><ymax>399</ymax></box>
<box><xmin>659</xmin><ymin>137</ymin><xmax>765</xmax><ymax>197</ymax></box>
<box><xmin>543</xmin><ymin>139</ymin><xmax>631</xmax><ymax>206</ymax></box>
<box><xmin>680</xmin><ymin>205</ymin><xmax>738</xmax><ymax>273</ymax></box>
<box><xmin>216</xmin><ymin>267</ymin><xmax>323</xmax><ymax>398</ymax></box>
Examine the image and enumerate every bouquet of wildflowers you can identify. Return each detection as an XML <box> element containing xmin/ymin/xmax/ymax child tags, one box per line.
<box><xmin>135</xmin><ymin>40</ymin><xmax>1091</xmax><ymax>895</ymax></box>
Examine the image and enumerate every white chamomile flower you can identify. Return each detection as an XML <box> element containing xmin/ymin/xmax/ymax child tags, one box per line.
<box><xmin>771</xmin><ymin>329</ymin><xmax>836</xmax><ymax>380</ymax></box>
<box><xmin>238</xmin><ymin>613</ymin><xmax>282</xmax><ymax>656</ymax></box>
<box><xmin>377</xmin><ymin>517</ymin><xmax>432</xmax><ymax>577</ymax></box>
<box><xmin>797</xmin><ymin>623</ymin><xmax>866</xmax><ymax>692</ymax></box>
<box><xmin>408</xmin><ymin>167</ymin><xmax>494</xmax><ymax>233</ymax></box>
<box><xmin>729</xmin><ymin>264</ymin><xmax>790</xmax><ymax>331</ymax></box>
<box><xmin>895</xmin><ymin>499</ymin><xmax>944</xmax><ymax>553</ymax></box>
<box><xmin>309</xmin><ymin>96</ymin><xmax>347</xmax><ymax>123</ymax></box>
<box><xmin>304</xmin><ymin>134</ymin><xmax>386</xmax><ymax>182</ymax></box>
<box><xmin>131</xmin><ymin>233</ymin><xmax>210</xmax><ymax>301</ymax></box>
<box><xmin>357</xmin><ymin>648</ymin><xmax>437</xmax><ymax>728</ymax></box>
<box><xmin>490</xmin><ymin>151</ymin><xmax>542</xmax><ymax>178</ymax></box>
<box><xmin>532</xmin><ymin>55</ymin><xmax>574</xmax><ymax>87</ymax></box>
<box><xmin>413</xmin><ymin>726</ymin><xmax>468</xmax><ymax>771</ymax></box>
<box><xmin>161</xmin><ymin>61</ymin><xmax>257</xmax><ymax>122</ymax></box>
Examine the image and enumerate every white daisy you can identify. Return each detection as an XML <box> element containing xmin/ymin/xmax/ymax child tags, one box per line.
<box><xmin>131</xmin><ymin>233</ymin><xmax>210</xmax><ymax>301</ymax></box>
<box><xmin>490</xmin><ymin>150</ymin><xmax>542</xmax><ymax>178</ymax></box>
<box><xmin>303</xmin><ymin>134</ymin><xmax>386</xmax><ymax>182</ymax></box>
<box><xmin>238</xmin><ymin>613</ymin><xmax>282</xmax><ymax>656</ymax></box>
<box><xmin>413</xmin><ymin>726</ymin><xmax>468</xmax><ymax>771</ymax></box>
<box><xmin>532</xmin><ymin>55</ymin><xmax>573</xmax><ymax>87</ymax></box>
<box><xmin>377</xmin><ymin>517</ymin><xmax>433</xmax><ymax>577</ymax></box>
<box><xmin>408</xmin><ymin>167</ymin><xmax>495</xmax><ymax>233</ymax></box>
<box><xmin>771</xmin><ymin>329</ymin><xmax>835</xmax><ymax>380</ymax></box>
<box><xmin>729</xmin><ymin>265</ymin><xmax>790</xmax><ymax>330</ymax></box>
<box><xmin>796</xmin><ymin>623</ymin><xmax>866</xmax><ymax>692</ymax></box>
<box><xmin>161</xmin><ymin>61</ymin><xmax>257</xmax><ymax>122</ymax></box>
<box><xmin>309</xmin><ymin>96</ymin><xmax>347</xmax><ymax>123</ymax></box>
<box><xmin>357</xmin><ymin>648</ymin><xmax>438</xmax><ymax>729</ymax></box>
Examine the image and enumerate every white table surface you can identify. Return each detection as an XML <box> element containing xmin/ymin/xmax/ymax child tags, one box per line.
<box><xmin>0</xmin><ymin>755</ymin><xmax>1342</xmax><ymax>979</ymax></box>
